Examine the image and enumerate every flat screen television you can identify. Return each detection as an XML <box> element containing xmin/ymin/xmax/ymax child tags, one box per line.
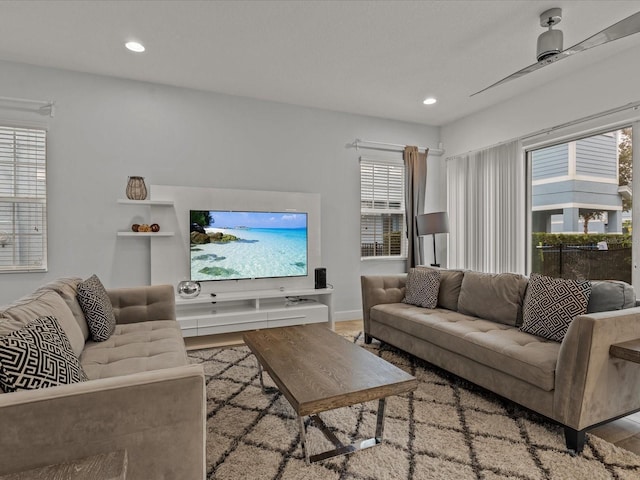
<box><xmin>190</xmin><ymin>210</ymin><xmax>308</xmax><ymax>282</ymax></box>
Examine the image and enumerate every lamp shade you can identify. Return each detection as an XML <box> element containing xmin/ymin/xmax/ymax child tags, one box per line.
<box><xmin>416</xmin><ymin>212</ymin><xmax>449</xmax><ymax>236</ymax></box>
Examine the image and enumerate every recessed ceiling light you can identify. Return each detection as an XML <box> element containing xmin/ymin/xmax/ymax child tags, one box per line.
<box><xmin>125</xmin><ymin>41</ymin><xmax>145</xmax><ymax>53</ymax></box>
<box><xmin>423</xmin><ymin>97</ymin><xmax>437</xmax><ymax>105</ymax></box>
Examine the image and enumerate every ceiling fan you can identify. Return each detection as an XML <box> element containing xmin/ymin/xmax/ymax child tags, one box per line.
<box><xmin>471</xmin><ymin>8</ymin><xmax>640</xmax><ymax>96</ymax></box>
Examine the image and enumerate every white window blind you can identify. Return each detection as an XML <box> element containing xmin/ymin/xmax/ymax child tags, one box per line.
<box><xmin>360</xmin><ymin>158</ymin><xmax>406</xmax><ymax>258</ymax></box>
<box><xmin>0</xmin><ymin>126</ymin><xmax>47</xmax><ymax>272</ymax></box>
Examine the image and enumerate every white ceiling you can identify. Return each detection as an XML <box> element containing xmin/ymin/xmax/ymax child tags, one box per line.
<box><xmin>1</xmin><ymin>0</ymin><xmax>640</xmax><ymax>126</ymax></box>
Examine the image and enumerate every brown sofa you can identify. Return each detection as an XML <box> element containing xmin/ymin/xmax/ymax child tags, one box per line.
<box><xmin>361</xmin><ymin>269</ymin><xmax>640</xmax><ymax>453</ymax></box>
<box><xmin>0</xmin><ymin>278</ymin><xmax>205</xmax><ymax>479</ymax></box>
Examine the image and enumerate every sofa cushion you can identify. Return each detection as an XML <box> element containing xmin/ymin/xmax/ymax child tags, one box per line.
<box><xmin>438</xmin><ymin>269</ymin><xmax>464</xmax><ymax>311</ymax></box>
<box><xmin>80</xmin><ymin>320</ymin><xmax>188</xmax><ymax>379</ymax></box>
<box><xmin>588</xmin><ymin>280</ymin><xmax>636</xmax><ymax>313</ymax></box>
<box><xmin>0</xmin><ymin>289</ymin><xmax>85</xmax><ymax>357</ymax></box>
<box><xmin>108</xmin><ymin>284</ymin><xmax>177</xmax><ymax>324</ymax></box>
<box><xmin>77</xmin><ymin>274</ymin><xmax>116</xmax><ymax>342</ymax></box>
<box><xmin>457</xmin><ymin>271</ymin><xmax>528</xmax><ymax>326</ymax></box>
<box><xmin>370</xmin><ymin>303</ymin><xmax>559</xmax><ymax>391</ymax></box>
<box><xmin>0</xmin><ymin>316</ymin><xmax>89</xmax><ymax>393</ymax></box>
<box><xmin>37</xmin><ymin>277</ymin><xmax>90</xmax><ymax>341</ymax></box>
<box><xmin>403</xmin><ymin>268</ymin><xmax>440</xmax><ymax>308</ymax></box>
<box><xmin>521</xmin><ymin>273</ymin><xmax>591</xmax><ymax>342</ymax></box>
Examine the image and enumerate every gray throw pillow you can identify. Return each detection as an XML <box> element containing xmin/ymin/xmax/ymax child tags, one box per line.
<box><xmin>77</xmin><ymin>274</ymin><xmax>116</xmax><ymax>342</ymax></box>
<box><xmin>587</xmin><ymin>280</ymin><xmax>636</xmax><ymax>313</ymax></box>
<box><xmin>403</xmin><ymin>268</ymin><xmax>441</xmax><ymax>308</ymax></box>
<box><xmin>520</xmin><ymin>273</ymin><xmax>591</xmax><ymax>342</ymax></box>
<box><xmin>0</xmin><ymin>315</ymin><xmax>89</xmax><ymax>393</ymax></box>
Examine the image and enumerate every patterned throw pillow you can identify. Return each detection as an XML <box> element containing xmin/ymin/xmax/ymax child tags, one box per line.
<box><xmin>0</xmin><ymin>315</ymin><xmax>89</xmax><ymax>393</ymax></box>
<box><xmin>520</xmin><ymin>273</ymin><xmax>591</xmax><ymax>342</ymax></box>
<box><xmin>403</xmin><ymin>268</ymin><xmax>441</xmax><ymax>308</ymax></box>
<box><xmin>76</xmin><ymin>274</ymin><xmax>116</xmax><ymax>342</ymax></box>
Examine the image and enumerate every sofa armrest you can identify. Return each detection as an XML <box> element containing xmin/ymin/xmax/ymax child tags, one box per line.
<box><xmin>108</xmin><ymin>284</ymin><xmax>176</xmax><ymax>324</ymax></box>
<box><xmin>0</xmin><ymin>364</ymin><xmax>205</xmax><ymax>480</ymax></box>
<box><xmin>360</xmin><ymin>275</ymin><xmax>407</xmax><ymax>333</ymax></box>
<box><xmin>554</xmin><ymin>307</ymin><xmax>640</xmax><ymax>430</ymax></box>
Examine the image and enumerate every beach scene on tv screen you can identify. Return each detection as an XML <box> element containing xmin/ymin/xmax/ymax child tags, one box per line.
<box><xmin>190</xmin><ymin>210</ymin><xmax>308</xmax><ymax>281</ymax></box>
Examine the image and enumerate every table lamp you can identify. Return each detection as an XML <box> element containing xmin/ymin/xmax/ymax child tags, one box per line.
<box><xmin>416</xmin><ymin>212</ymin><xmax>449</xmax><ymax>267</ymax></box>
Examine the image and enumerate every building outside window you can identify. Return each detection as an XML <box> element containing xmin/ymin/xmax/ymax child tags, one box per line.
<box><xmin>529</xmin><ymin>128</ymin><xmax>631</xmax><ymax>283</ymax></box>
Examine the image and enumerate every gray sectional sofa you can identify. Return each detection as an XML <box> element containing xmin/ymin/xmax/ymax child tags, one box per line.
<box><xmin>361</xmin><ymin>269</ymin><xmax>640</xmax><ymax>453</ymax></box>
<box><xmin>0</xmin><ymin>278</ymin><xmax>205</xmax><ymax>479</ymax></box>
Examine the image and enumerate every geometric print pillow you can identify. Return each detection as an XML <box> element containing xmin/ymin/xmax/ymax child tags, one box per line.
<box><xmin>520</xmin><ymin>273</ymin><xmax>591</xmax><ymax>342</ymax></box>
<box><xmin>0</xmin><ymin>315</ymin><xmax>89</xmax><ymax>393</ymax></box>
<box><xmin>403</xmin><ymin>267</ymin><xmax>441</xmax><ymax>309</ymax></box>
<box><xmin>76</xmin><ymin>274</ymin><xmax>116</xmax><ymax>342</ymax></box>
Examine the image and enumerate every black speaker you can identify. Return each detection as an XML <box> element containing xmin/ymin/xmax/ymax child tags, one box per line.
<box><xmin>315</xmin><ymin>267</ymin><xmax>327</xmax><ymax>289</ymax></box>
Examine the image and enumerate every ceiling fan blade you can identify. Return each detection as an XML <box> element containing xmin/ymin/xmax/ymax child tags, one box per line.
<box><xmin>471</xmin><ymin>10</ymin><xmax>640</xmax><ymax>96</ymax></box>
<box><xmin>564</xmin><ymin>11</ymin><xmax>640</xmax><ymax>55</ymax></box>
<box><xmin>471</xmin><ymin>51</ymin><xmax>570</xmax><ymax>96</ymax></box>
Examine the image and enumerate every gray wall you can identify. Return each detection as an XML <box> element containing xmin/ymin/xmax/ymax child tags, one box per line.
<box><xmin>0</xmin><ymin>60</ymin><xmax>440</xmax><ymax>319</ymax></box>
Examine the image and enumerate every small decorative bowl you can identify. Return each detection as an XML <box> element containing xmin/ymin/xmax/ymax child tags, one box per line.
<box><xmin>177</xmin><ymin>280</ymin><xmax>201</xmax><ymax>298</ymax></box>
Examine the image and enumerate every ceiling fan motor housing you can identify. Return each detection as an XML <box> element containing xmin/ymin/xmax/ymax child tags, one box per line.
<box><xmin>537</xmin><ymin>8</ymin><xmax>563</xmax><ymax>61</ymax></box>
<box><xmin>537</xmin><ymin>28</ymin><xmax>563</xmax><ymax>61</ymax></box>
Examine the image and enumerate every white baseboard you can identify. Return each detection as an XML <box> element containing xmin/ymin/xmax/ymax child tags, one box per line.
<box><xmin>334</xmin><ymin>310</ymin><xmax>362</xmax><ymax>322</ymax></box>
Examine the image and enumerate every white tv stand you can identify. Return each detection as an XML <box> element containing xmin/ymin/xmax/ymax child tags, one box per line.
<box><xmin>175</xmin><ymin>287</ymin><xmax>333</xmax><ymax>337</ymax></box>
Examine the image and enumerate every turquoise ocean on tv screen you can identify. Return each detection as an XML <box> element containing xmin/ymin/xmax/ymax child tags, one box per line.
<box><xmin>190</xmin><ymin>211</ymin><xmax>308</xmax><ymax>281</ymax></box>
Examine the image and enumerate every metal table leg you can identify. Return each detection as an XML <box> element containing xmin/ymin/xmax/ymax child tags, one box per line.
<box><xmin>255</xmin><ymin>359</ymin><xmax>266</xmax><ymax>393</ymax></box>
<box><xmin>298</xmin><ymin>416</ymin><xmax>310</xmax><ymax>465</ymax></box>
<box><xmin>301</xmin><ymin>398</ymin><xmax>387</xmax><ymax>464</ymax></box>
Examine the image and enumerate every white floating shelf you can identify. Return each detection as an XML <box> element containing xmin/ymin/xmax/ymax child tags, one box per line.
<box><xmin>117</xmin><ymin>231</ymin><xmax>175</xmax><ymax>237</ymax></box>
<box><xmin>117</xmin><ymin>199</ymin><xmax>174</xmax><ymax>206</ymax></box>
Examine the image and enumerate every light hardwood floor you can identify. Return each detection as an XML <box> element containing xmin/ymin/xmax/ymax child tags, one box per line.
<box><xmin>185</xmin><ymin>319</ymin><xmax>640</xmax><ymax>456</ymax></box>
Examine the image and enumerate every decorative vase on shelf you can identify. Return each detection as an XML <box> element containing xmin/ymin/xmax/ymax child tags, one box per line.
<box><xmin>126</xmin><ymin>176</ymin><xmax>148</xmax><ymax>200</ymax></box>
<box><xmin>177</xmin><ymin>280</ymin><xmax>201</xmax><ymax>299</ymax></box>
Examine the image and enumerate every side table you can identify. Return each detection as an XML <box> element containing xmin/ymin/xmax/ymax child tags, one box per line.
<box><xmin>610</xmin><ymin>339</ymin><xmax>640</xmax><ymax>363</ymax></box>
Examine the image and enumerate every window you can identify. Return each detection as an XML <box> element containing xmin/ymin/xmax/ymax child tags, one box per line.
<box><xmin>0</xmin><ymin>126</ymin><xmax>47</xmax><ymax>272</ymax></box>
<box><xmin>360</xmin><ymin>158</ymin><xmax>406</xmax><ymax>258</ymax></box>
<box><xmin>528</xmin><ymin>127</ymin><xmax>632</xmax><ymax>283</ymax></box>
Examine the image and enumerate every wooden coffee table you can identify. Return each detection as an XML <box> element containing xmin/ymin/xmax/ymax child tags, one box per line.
<box><xmin>243</xmin><ymin>324</ymin><xmax>417</xmax><ymax>464</ymax></box>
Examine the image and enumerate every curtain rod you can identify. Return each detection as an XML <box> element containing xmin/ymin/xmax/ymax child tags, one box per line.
<box><xmin>521</xmin><ymin>100</ymin><xmax>640</xmax><ymax>142</ymax></box>
<box><xmin>349</xmin><ymin>139</ymin><xmax>445</xmax><ymax>156</ymax></box>
<box><xmin>448</xmin><ymin>100</ymin><xmax>640</xmax><ymax>159</ymax></box>
<box><xmin>0</xmin><ymin>96</ymin><xmax>55</xmax><ymax>117</ymax></box>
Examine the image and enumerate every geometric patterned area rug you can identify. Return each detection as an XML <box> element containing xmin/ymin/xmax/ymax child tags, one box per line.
<box><xmin>188</xmin><ymin>331</ymin><xmax>640</xmax><ymax>480</ymax></box>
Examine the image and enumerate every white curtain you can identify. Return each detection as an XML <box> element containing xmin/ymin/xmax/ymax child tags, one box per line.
<box><xmin>446</xmin><ymin>140</ymin><xmax>525</xmax><ymax>273</ymax></box>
